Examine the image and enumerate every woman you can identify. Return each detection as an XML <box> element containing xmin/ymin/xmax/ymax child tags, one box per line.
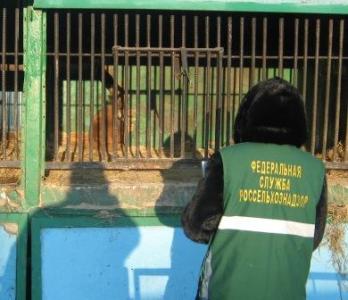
<box><xmin>182</xmin><ymin>77</ymin><xmax>327</xmax><ymax>300</ymax></box>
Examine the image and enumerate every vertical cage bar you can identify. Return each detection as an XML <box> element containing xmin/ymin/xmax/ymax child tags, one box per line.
<box><xmin>77</xmin><ymin>13</ymin><xmax>84</xmax><ymax>161</ymax></box>
<box><xmin>216</xmin><ymin>16</ymin><xmax>221</xmax><ymax>47</ymax></box>
<box><xmin>112</xmin><ymin>14</ymin><xmax>119</xmax><ymax>158</ymax></box>
<box><xmin>262</xmin><ymin>17</ymin><xmax>267</xmax><ymax>81</ymax></box>
<box><xmin>135</xmin><ymin>14</ymin><xmax>140</xmax><ymax>158</ymax></box>
<box><xmin>334</xmin><ymin>20</ymin><xmax>344</xmax><ymax>162</ymax></box>
<box><xmin>123</xmin><ymin>14</ymin><xmax>129</xmax><ymax>158</ymax></box>
<box><xmin>170</xmin><ymin>15</ymin><xmax>175</xmax><ymax>48</ymax></box>
<box><xmin>227</xmin><ymin>16</ymin><xmax>232</xmax><ymax>144</ymax></box>
<box><xmin>14</xmin><ymin>7</ymin><xmax>19</xmax><ymax>159</ymax></box>
<box><xmin>89</xmin><ymin>13</ymin><xmax>95</xmax><ymax>161</ymax></box>
<box><xmin>180</xmin><ymin>15</ymin><xmax>187</xmax><ymax>157</ymax></box>
<box><xmin>204</xmin><ymin>50</ymin><xmax>211</xmax><ymax>158</ymax></box>
<box><xmin>215</xmin><ymin>49</ymin><xmax>223</xmax><ymax>151</ymax></box>
<box><xmin>170</xmin><ymin>54</ymin><xmax>175</xmax><ymax>158</ymax></box>
<box><xmin>66</xmin><ymin>12</ymin><xmax>72</xmax><ymax>161</ymax></box>
<box><xmin>159</xmin><ymin>15</ymin><xmax>164</xmax><ymax>156</ymax></box>
<box><xmin>53</xmin><ymin>12</ymin><xmax>59</xmax><ymax>160</ymax></box>
<box><xmin>207</xmin><ymin>17</ymin><xmax>214</xmax><ymax>150</ymax></box>
<box><xmin>193</xmin><ymin>16</ymin><xmax>199</xmax><ymax>156</ymax></box>
<box><xmin>250</xmin><ymin>17</ymin><xmax>256</xmax><ymax>87</ymax></box>
<box><xmin>182</xmin><ymin>15</ymin><xmax>186</xmax><ymax>47</ymax></box>
<box><xmin>180</xmin><ymin>15</ymin><xmax>188</xmax><ymax>158</ymax></box>
<box><xmin>124</xmin><ymin>53</ymin><xmax>129</xmax><ymax>159</ymax></box>
<box><xmin>146</xmin><ymin>14</ymin><xmax>152</xmax><ymax>157</ymax></box>
<box><xmin>113</xmin><ymin>14</ymin><xmax>118</xmax><ymax>54</ymax></box>
<box><xmin>216</xmin><ymin>16</ymin><xmax>223</xmax><ymax>147</ymax></box>
<box><xmin>322</xmin><ymin>19</ymin><xmax>333</xmax><ymax>159</ymax></box>
<box><xmin>180</xmin><ymin>48</ymin><xmax>187</xmax><ymax>158</ymax></box>
<box><xmin>310</xmin><ymin>19</ymin><xmax>320</xmax><ymax>155</ymax></box>
<box><xmin>278</xmin><ymin>18</ymin><xmax>284</xmax><ymax>78</ymax></box>
<box><xmin>124</xmin><ymin>13</ymin><xmax>129</xmax><ymax>47</ymax></box>
<box><xmin>204</xmin><ymin>16</ymin><xmax>211</xmax><ymax>158</ymax></box>
<box><xmin>1</xmin><ymin>8</ymin><xmax>7</xmax><ymax>159</ymax></box>
<box><xmin>293</xmin><ymin>18</ymin><xmax>299</xmax><ymax>87</ymax></box>
<box><xmin>170</xmin><ymin>15</ymin><xmax>175</xmax><ymax>158</ymax></box>
<box><xmin>100</xmin><ymin>13</ymin><xmax>107</xmax><ymax>160</ymax></box>
<box><xmin>302</xmin><ymin>19</ymin><xmax>309</xmax><ymax>103</ymax></box>
<box><xmin>113</xmin><ymin>46</ymin><xmax>119</xmax><ymax>159</ymax></box>
<box><xmin>205</xmin><ymin>16</ymin><xmax>210</xmax><ymax>48</ymax></box>
<box><xmin>239</xmin><ymin>17</ymin><xmax>244</xmax><ymax>104</ymax></box>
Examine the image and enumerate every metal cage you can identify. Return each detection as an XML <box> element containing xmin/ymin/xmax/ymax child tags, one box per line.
<box><xmin>0</xmin><ymin>4</ymin><xmax>23</xmax><ymax>168</ymax></box>
<box><xmin>44</xmin><ymin>11</ymin><xmax>348</xmax><ymax>169</ymax></box>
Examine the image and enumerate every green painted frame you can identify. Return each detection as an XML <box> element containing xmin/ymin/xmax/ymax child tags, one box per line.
<box><xmin>0</xmin><ymin>213</ymin><xmax>28</xmax><ymax>300</ymax></box>
<box><xmin>31</xmin><ymin>212</ymin><xmax>181</xmax><ymax>300</ymax></box>
<box><xmin>33</xmin><ymin>0</ymin><xmax>348</xmax><ymax>15</ymax></box>
<box><xmin>22</xmin><ymin>7</ymin><xmax>46</xmax><ymax>209</ymax></box>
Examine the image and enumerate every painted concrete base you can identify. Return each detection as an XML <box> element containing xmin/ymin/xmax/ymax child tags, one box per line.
<box><xmin>39</xmin><ymin>226</ymin><xmax>348</xmax><ymax>300</ymax></box>
<box><xmin>0</xmin><ymin>225</ymin><xmax>17</xmax><ymax>300</ymax></box>
<box><xmin>307</xmin><ymin>242</ymin><xmax>348</xmax><ymax>300</ymax></box>
<box><xmin>41</xmin><ymin>227</ymin><xmax>206</xmax><ymax>300</ymax></box>
<box><xmin>1</xmin><ymin>223</ymin><xmax>348</xmax><ymax>299</ymax></box>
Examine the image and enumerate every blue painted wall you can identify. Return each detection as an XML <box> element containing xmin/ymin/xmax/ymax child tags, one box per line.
<box><xmin>40</xmin><ymin>226</ymin><xmax>348</xmax><ymax>300</ymax></box>
<box><xmin>41</xmin><ymin>227</ymin><xmax>206</xmax><ymax>300</ymax></box>
<box><xmin>0</xmin><ymin>225</ymin><xmax>17</xmax><ymax>300</ymax></box>
<box><xmin>307</xmin><ymin>242</ymin><xmax>348</xmax><ymax>300</ymax></box>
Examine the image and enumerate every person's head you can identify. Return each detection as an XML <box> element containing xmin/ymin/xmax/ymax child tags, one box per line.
<box><xmin>233</xmin><ymin>77</ymin><xmax>307</xmax><ymax>148</ymax></box>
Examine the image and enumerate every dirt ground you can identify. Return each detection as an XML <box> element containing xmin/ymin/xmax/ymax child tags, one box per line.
<box><xmin>327</xmin><ymin>169</ymin><xmax>348</xmax><ymax>186</ymax></box>
<box><xmin>0</xmin><ymin>169</ymin><xmax>21</xmax><ymax>185</ymax></box>
<box><xmin>0</xmin><ymin>160</ymin><xmax>346</xmax><ymax>186</ymax></box>
<box><xmin>43</xmin><ymin>168</ymin><xmax>202</xmax><ymax>186</ymax></box>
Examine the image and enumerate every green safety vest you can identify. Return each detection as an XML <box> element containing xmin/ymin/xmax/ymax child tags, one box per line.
<box><xmin>198</xmin><ymin>142</ymin><xmax>325</xmax><ymax>300</ymax></box>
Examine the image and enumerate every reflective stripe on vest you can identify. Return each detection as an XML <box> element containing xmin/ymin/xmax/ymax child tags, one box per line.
<box><xmin>218</xmin><ymin>216</ymin><xmax>315</xmax><ymax>238</ymax></box>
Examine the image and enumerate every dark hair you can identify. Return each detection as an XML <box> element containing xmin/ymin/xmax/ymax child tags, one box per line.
<box><xmin>233</xmin><ymin>77</ymin><xmax>307</xmax><ymax>147</ymax></box>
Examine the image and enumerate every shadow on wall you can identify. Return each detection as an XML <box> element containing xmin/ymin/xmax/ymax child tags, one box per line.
<box><xmin>154</xmin><ymin>132</ymin><xmax>207</xmax><ymax>300</ymax></box>
<box><xmin>306</xmin><ymin>225</ymin><xmax>348</xmax><ymax>300</ymax></box>
<box><xmin>30</xmin><ymin>166</ymin><xmax>140</xmax><ymax>300</ymax></box>
<box><xmin>0</xmin><ymin>223</ymin><xmax>17</xmax><ymax>299</ymax></box>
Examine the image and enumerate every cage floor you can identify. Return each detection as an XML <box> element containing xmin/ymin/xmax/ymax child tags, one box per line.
<box><xmin>44</xmin><ymin>167</ymin><xmax>202</xmax><ymax>186</ymax></box>
<box><xmin>0</xmin><ymin>169</ymin><xmax>21</xmax><ymax>185</ymax></box>
<box><xmin>0</xmin><ymin>139</ymin><xmax>21</xmax><ymax>185</ymax></box>
<box><xmin>50</xmin><ymin>141</ymin><xmax>348</xmax><ymax>162</ymax></box>
<box><xmin>53</xmin><ymin>143</ymin><xmax>214</xmax><ymax>162</ymax></box>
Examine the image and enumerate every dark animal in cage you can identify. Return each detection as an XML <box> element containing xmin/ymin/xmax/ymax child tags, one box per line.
<box><xmin>45</xmin><ymin>59</ymin><xmax>123</xmax><ymax>160</ymax></box>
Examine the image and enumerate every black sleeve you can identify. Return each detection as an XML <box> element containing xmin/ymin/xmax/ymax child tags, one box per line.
<box><xmin>181</xmin><ymin>152</ymin><xmax>224</xmax><ymax>244</ymax></box>
<box><xmin>313</xmin><ymin>176</ymin><xmax>328</xmax><ymax>251</ymax></box>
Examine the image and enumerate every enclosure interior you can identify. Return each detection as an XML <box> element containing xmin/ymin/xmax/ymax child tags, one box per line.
<box><xmin>0</xmin><ymin>5</ymin><xmax>23</xmax><ymax>183</ymax></box>
<box><xmin>43</xmin><ymin>10</ymin><xmax>348</xmax><ymax>170</ymax></box>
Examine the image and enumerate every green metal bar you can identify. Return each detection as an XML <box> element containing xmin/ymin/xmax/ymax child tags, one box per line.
<box><xmin>31</xmin><ymin>211</ymin><xmax>43</xmax><ymax>300</ymax></box>
<box><xmin>22</xmin><ymin>7</ymin><xmax>46</xmax><ymax>209</ymax></box>
<box><xmin>33</xmin><ymin>0</ymin><xmax>348</xmax><ymax>15</ymax></box>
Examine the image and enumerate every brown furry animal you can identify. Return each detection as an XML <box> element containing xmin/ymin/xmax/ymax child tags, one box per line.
<box><xmin>92</xmin><ymin>86</ymin><xmax>125</xmax><ymax>156</ymax></box>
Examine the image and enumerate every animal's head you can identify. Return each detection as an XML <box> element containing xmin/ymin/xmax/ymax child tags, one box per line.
<box><xmin>233</xmin><ymin>77</ymin><xmax>307</xmax><ymax>148</ymax></box>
